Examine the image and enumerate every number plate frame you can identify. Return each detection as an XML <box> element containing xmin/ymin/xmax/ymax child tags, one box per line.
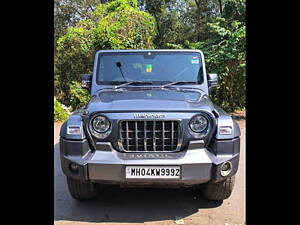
<box><xmin>125</xmin><ymin>166</ymin><xmax>181</xmax><ymax>179</ymax></box>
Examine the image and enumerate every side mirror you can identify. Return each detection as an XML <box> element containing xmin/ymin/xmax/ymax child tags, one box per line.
<box><xmin>81</xmin><ymin>74</ymin><xmax>92</xmax><ymax>90</ymax></box>
<box><xmin>207</xmin><ymin>73</ymin><xmax>218</xmax><ymax>89</ymax></box>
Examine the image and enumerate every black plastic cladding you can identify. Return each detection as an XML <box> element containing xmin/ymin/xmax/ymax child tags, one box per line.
<box><xmin>83</xmin><ymin>111</ymin><xmax>217</xmax><ymax>153</ymax></box>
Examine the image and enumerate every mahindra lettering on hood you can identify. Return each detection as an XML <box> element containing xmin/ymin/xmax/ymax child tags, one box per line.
<box><xmin>59</xmin><ymin>49</ymin><xmax>241</xmax><ymax>201</ymax></box>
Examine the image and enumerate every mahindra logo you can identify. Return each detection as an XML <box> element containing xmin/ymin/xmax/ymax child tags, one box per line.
<box><xmin>133</xmin><ymin>113</ymin><xmax>166</xmax><ymax>119</ymax></box>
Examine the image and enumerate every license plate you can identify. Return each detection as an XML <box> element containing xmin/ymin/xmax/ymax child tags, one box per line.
<box><xmin>125</xmin><ymin>166</ymin><xmax>180</xmax><ymax>179</ymax></box>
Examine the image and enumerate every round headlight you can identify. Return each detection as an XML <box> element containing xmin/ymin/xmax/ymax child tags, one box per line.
<box><xmin>92</xmin><ymin>116</ymin><xmax>110</xmax><ymax>133</ymax></box>
<box><xmin>189</xmin><ymin>115</ymin><xmax>209</xmax><ymax>133</ymax></box>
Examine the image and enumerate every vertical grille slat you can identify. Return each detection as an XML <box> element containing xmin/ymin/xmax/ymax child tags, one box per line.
<box><xmin>135</xmin><ymin>121</ymin><xmax>138</xmax><ymax>151</ymax></box>
<box><xmin>126</xmin><ymin>121</ymin><xmax>129</xmax><ymax>150</ymax></box>
<box><xmin>171</xmin><ymin>121</ymin><xmax>174</xmax><ymax>150</ymax></box>
<box><xmin>153</xmin><ymin>121</ymin><xmax>156</xmax><ymax>151</ymax></box>
<box><xmin>120</xmin><ymin>120</ymin><xmax>179</xmax><ymax>152</ymax></box>
<box><xmin>162</xmin><ymin>122</ymin><xmax>165</xmax><ymax>151</ymax></box>
<box><xmin>144</xmin><ymin>121</ymin><xmax>147</xmax><ymax>151</ymax></box>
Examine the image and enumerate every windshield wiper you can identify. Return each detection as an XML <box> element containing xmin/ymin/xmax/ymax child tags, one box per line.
<box><xmin>161</xmin><ymin>81</ymin><xmax>198</xmax><ymax>88</ymax></box>
<box><xmin>114</xmin><ymin>81</ymin><xmax>153</xmax><ymax>89</ymax></box>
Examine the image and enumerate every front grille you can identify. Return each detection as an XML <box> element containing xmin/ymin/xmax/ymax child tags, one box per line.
<box><xmin>119</xmin><ymin>120</ymin><xmax>180</xmax><ymax>152</ymax></box>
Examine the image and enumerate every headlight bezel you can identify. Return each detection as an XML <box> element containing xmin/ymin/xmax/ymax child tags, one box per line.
<box><xmin>189</xmin><ymin>113</ymin><xmax>212</xmax><ymax>138</ymax></box>
<box><xmin>88</xmin><ymin>114</ymin><xmax>112</xmax><ymax>139</ymax></box>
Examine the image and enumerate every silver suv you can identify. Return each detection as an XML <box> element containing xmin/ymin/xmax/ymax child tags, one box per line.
<box><xmin>59</xmin><ymin>49</ymin><xmax>240</xmax><ymax>201</ymax></box>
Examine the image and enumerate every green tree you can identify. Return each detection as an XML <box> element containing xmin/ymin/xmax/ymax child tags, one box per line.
<box><xmin>54</xmin><ymin>0</ymin><xmax>246</xmax><ymax>113</ymax></box>
<box><xmin>205</xmin><ymin>19</ymin><xmax>245</xmax><ymax>112</ymax></box>
<box><xmin>193</xmin><ymin>0</ymin><xmax>245</xmax><ymax>112</ymax></box>
<box><xmin>54</xmin><ymin>0</ymin><xmax>102</xmax><ymax>50</ymax></box>
<box><xmin>166</xmin><ymin>0</ymin><xmax>245</xmax><ymax>112</ymax></box>
<box><xmin>138</xmin><ymin>0</ymin><xmax>223</xmax><ymax>47</ymax></box>
<box><xmin>206</xmin><ymin>0</ymin><xmax>245</xmax><ymax>111</ymax></box>
<box><xmin>55</xmin><ymin>0</ymin><xmax>156</xmax><ymax>108</ymax></box>
<box><xmin>138</xmin><ymin>0</ymin><xmax>186</xmax><ymax>48</ymax></box>
<box><xmin>54</xmin><ymin>98</ymin><xmax>69</xmax><ymax>121</ymax></box>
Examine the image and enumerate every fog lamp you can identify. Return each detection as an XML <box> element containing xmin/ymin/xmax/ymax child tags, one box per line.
<box><xmin>220</xmin><ymin>161</ymin><xmax>232</xmax><ymax>176</ymax></box>
<box><xmin>69</xmin><ymin>163</ymin><xmax>79</xmax><ymax>172</ymax></box>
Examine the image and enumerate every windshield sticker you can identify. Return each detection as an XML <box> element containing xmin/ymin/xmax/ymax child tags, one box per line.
<box><xmin>146</xmin><ymin>64</ymin><xmax>152</xmax><ymax>72</ymax></box>
<box><xmin>191</xmin><ymin>59</ymin><xmax>199</xmax><ymax>64</ymax></box>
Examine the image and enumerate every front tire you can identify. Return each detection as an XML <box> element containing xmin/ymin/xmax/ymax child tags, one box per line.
<box><xmin>202</xmin><ymin>176</ymin><xmax>235</xmax><ymax>200</ymax></box>
<box><xmin>67</xmin><ymin>177</ymin><xmax>98</xmax><ymax>200</ymax></box>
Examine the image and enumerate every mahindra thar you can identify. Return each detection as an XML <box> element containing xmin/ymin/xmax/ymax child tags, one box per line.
<box><xmin>59</xmin><ymin>49</ymin><xmax>240</xmax><ymax>201</ymax></box>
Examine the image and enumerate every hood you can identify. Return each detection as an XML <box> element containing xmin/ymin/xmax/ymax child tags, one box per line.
<box><xmin>86</xmin><ymin>87</ymin><xmax>215</xmax><ymax>113</ymax></box>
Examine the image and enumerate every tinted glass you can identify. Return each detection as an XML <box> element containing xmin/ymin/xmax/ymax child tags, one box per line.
<box><xmin>96</xmin><ymin>52</ymin><xmax>203</xmax><ymax>84</ymax></box>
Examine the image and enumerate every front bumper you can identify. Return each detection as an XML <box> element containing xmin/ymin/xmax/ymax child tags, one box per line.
<box><xmin>59</xmin><ymin>137</ymin><xmax>240</xmax><ymax>186</ymax></box>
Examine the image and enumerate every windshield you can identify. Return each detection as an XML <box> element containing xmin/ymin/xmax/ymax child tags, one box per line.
<box><xmin>96</xmin><ymin>52</ymin><xmax>204</xmax><ymax>85</ymax></box>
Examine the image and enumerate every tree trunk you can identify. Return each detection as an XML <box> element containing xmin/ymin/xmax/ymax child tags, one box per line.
<box><xmin>218</xmin><ymin>0</ymin><xmax>222</xmax><ymax>16</ymax></box>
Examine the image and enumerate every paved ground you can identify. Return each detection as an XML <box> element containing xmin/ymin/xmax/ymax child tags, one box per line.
<box><xmin>54</xmin><ymin>120</ymin><xmax>245</xmax><ymax>225</ymax></box>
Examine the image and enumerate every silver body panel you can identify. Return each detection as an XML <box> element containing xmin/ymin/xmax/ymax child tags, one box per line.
<box><xmin>59</xmin><ymin>49</ymin><xmax>241</xmax><ymax>186</ymax></box>
<box><xmin>61</xmin><ymin>141</ymin><xmax>239</xmax><ymax>185</ymax></box>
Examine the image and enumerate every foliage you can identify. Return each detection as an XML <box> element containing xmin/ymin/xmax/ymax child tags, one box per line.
<box><xmin>54</xmin><ymin>0</ymin><xmax>246</xmax><ymax>115</ymax></box>
<box><xmin>204</xmin><ymin>0</ymin><xmax>245</xmax><ymax>112</ymax></box>
<box><xmin>54</xmin><ymin>0</ymin><xmax>101</xmax><ymax>51</ymax></box>
<box><xmin>138</xmin><ymin>0</ymin><xmax>223</xmax><ymax>47</ymax></box>
<box><xmin>165</xmin><ymin>1</ymin><xmax>246</xmax><ymax>112</ymax></box>
<box><xmin>54</xmin><ymin>98</ymin><xmax>69</xmax><ymax>122</ymax></box>
<box><xmin>68</xmin><ymin>81</ymin><xmax>90</xmax><ymax>111</ymax></box>
<box><xmin>55</xmin><ymin>0</ymin><xmax>156</xmax><ymax>107</ymax></box>
<box><xmin>138</xmin><ymin>0</ymin><xmax>186</xmax><ymax>48</ymax></box>
<box><xmin>203</xmin><ymin>18</ymin><xmax>245</xmax><ymax>112</ymax></box>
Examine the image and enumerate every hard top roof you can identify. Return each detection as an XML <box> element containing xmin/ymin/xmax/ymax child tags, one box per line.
<box><xmin>96</xmin><ymin>49</ymin><xmax>203</xmax><ymax>54</ymax></box>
